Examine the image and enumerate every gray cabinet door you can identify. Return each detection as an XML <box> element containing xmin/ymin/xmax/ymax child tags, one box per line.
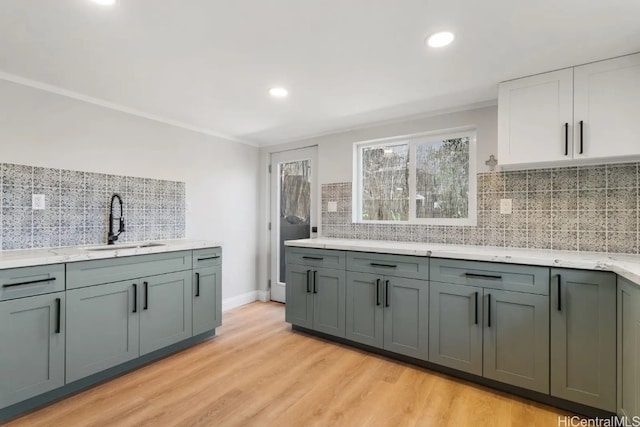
<box><xmin>551</xmin><ymin>269</ymin><xmax>616</xmax><ymax>412</ymax></box>
<box><xmin>193</xmin><ymin>266</ymin><xmax>222</xmax><ymax>336</ymax></box>
<box><xmin>140</xmin><ymin>270</ymin><xmax>193</xmax><ymax>355</ymax></box>
<box><xmin>0</xmin><ymin>292</ymin><xmax>65</xmax><ymax>409</ymax></box>
<box><xmin>483</xmin><ymin>289</ymin><xmax>549</xmax><ymax>393</ymax></box>
<box><xmin>429</xmin><ymin>282</ymin><xmax>483</xmax><ymax>376</ymax></box>
<box><xmin>285</xmin><ymin>264</ymin><xmax>313</xmax><ymax>329</ymax></box>
<box><xmin>618</xmin><ymin>277</ymin><xmax>640</xmax><ymax>419</ymax></box>
<box><xmin>345</xmin><ymin>271</ymin><xmax>383</xmax><ymax>348</ymax></box>
<box><xmin>312</xmin><ymin>267</ymin><xmax>346</xmax><ymax>338</ymax></box>
<box><xmin>66</xmin><ymin>280</ymin><xmax>139</xmax><ymax>383</ymax></box>
<box><xmin>383</xmin><ymin>277</ymin><xmax>428</xmax><ymax>360</ymax></box>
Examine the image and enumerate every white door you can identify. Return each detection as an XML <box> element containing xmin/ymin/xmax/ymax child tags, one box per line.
<box><xmin>270</xmin><ymin>147</ymin><xmax>318</xmax><ymax>303</ymax></box>
<box><xmin>573</xmin><ymin>53</ymin><xmax>640</xmax><ymax>160</ymax></box>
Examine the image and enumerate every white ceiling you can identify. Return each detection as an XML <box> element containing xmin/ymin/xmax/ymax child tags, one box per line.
<box><xmin>1</xmin><ymin>0</ymin><xmax>639</xmax><ymax>146</ymax></box>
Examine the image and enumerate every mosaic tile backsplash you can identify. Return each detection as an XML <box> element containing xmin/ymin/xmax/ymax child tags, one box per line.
<box><xmin>322</xmin><ymin>162</ymin><xmax>639</xmax><ymax>254</ymax></box>
<box><xmin>0</xmin><ymin>163</ymin><xmax>185</xmax><ymax>250</ymax></box>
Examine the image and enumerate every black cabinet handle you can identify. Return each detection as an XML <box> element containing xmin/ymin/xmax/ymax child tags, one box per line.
<box><xmin>465</xmin><ymin>273</ymin><xmax>502</xmax><ymax>280</ymax></box>
<box><xmin>385</xmin><ymin>280</ymin><xmax>390</xmax><ymax>307</ymax></box>
<box><xmin>305</xmin><ymin>270</ymin><xmax>311</xmax><ymax>293</ymax></box>
<box><xmin>313</xmin><ymin>271</ymin><xmax>318</xmax><ymax>294</ymax></box>
<box><xmin>133</xmin><ymin>284</ymin><xmax>137</xmax><ymax>313</ymax></box>
<box><xmin>370</xmin><ymin>263</ymin><xmax>397</xmax><ymax>268</ymax></box>
<box><xmin>3</xmin><ymin>277</ymin><xmax>56</xmax><ymax>288</ymax></box>
<box><xmin>557</xmin><ymin>275</ymin><xmax>562</xmax><ymax>311</ymax></box>
<box><xmin>195</xmin><ymin>273</ymin><xmax>201</xmax><ymax>297</ymax></box>
<box><xmin>579</xmin><ymin>120</ymin><xmax>584</xmax><ymax>154</ymax></box>
<box><xmin>197</xmin><ymin>256</ymin><xmax>220</xmax><ymax>261</ymax></box>
<box><xmin>376</xmin><ymin>279</ymin><xmax>381</xmax><ymax>306</ymax></box>
<box><xmin>487</xmin><ymin>294</ymin><xmax>492</xmax><ymax>328</ymax></box>
<box><xmin>303</xmin><ymin>256</ymin><xmax>324</xmax><ymax>261</ymax></box>
<box><xmin>55</xmin><ymin>298</ymin><xmax>61</xmax><ymax>334</ymax></box>
<box><xmin>474</xmin><ymin>292</ymin><xmax>479</xmax><ymax>325</ymax></box>
<box><xmin>143</xmin><ymin>281</ymin><xmax>149</xmax><ymax>310</ymax></box>
<box><xmin>564</xmin><ymin>122</ymin><xmax>569</xmax><ymax>156</ymax></box>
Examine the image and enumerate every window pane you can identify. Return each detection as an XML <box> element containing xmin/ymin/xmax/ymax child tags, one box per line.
<box><xmin>415</xmin><ymin>137</ymin><xmax>469</xmax><ymax>219</ymax></box>
<box><xmin>361</xmin><ymin>144</ymin><xmax>409</xmax><ymax>221</ymax></box>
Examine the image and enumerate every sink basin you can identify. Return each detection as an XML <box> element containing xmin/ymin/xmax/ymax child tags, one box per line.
<box><xmin>84</xmin><ymin>242</ymin><xmax>166</xmax><ymax>251</ymax></box>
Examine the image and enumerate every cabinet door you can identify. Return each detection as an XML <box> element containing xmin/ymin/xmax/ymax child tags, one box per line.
<box><xmin>312</xmin><ymin>267</ymin><xmax>346</xmax><ymax>338</ymax></box>
<box><xmin>345</xmin><ymin>272</ymin><xmax>383</xmax><ymax>348</ymax></box>
<box><xmin>140</xmin><ymin>271</ymin><xmax>193</xmax><ymax>355</ymax></box>
<box><xmin>429</xmin><ymin>283</ymin><xmax>483</xmax><ymax>375</ymax></box>
<box><xmin>383</xmin><ymin>277</ymin><xmax>428</xmax><ymax>360</ymax></box>
<box><xmin>618</xmin><ymin>277</ymin><xmax>640</xmax><ymax>418</ymax></box>
<box><xmin>483</xmin><ymin>290</ymin><xmax>549</xmax><ymax>393</ymax></box>
<box><xmin>285</xmin><ymin>264</ymin><xmax>313</xmax><ymax>329</ymax></box>
<box><xmin>66</xmin><ymin>281</ymin><xmax>139</xmax><ymax>383</ymax></box>
<box><xmin>0</xmin><ymin>292</ymin><xmax>65</xmax><ymax>409</ymax></box>
<box><xmin>574</xmin><ymin>53</ymin><xmax>640</xmax><ymax>160</ymax></box>
<box><xmin>498</xmin><ymin>68</ymin><xmax>574</xmax><ymax>166</ymax></box>
<box><xmin>193</xmin><ymin>266</ymin><xmax>222</xmax><ymax>336</ymax></box>
<box><xmin>551</xmin><ymin>270</ymin><xmax>616</xmax><ymax>412</ymax></box>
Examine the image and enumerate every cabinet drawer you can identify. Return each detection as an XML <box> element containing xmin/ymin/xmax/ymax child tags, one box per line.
<box><xmin>286</xmin><ymin>247</ymin><xmax>345</xmax><ymax>269</ymax></box>
<box><xmin>67</xmin><ymin>251</ymin><xmax>193</xmax><ymax>289</ymax></box>
<box><xmin>346</xmin><ymin>252</ymin><xmax>429</xmax><ymax>280</ymax></box>
<box><xmin>192</xmin><ymin>247</ymin><xmax>222</xmax><ymax>269</ymax></box>
<box><xmin>0</xmin><ymin>264</ymin><xmax>65</xmax><ymax>301</ymax></box>
<box><xmin>430</xmin><ymin>258</ymin><xmax>549</xmax><ymax>295</ymax></box>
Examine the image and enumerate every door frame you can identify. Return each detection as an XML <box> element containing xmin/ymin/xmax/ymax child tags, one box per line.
<box><xmin>270</xmin><ymin>146</ymin><xmax>318</xmax><ymax>303</ymax></box>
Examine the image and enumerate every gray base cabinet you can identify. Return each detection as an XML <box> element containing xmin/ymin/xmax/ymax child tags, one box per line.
<box><xmin>0</xmin><ymin>292</ymin><xmax>65</xmax><ymax>409</ymax></box>
<box><xmin>193</xmin><ymin>266</ymin><xmax>222</xmax><ymax>336</ymax></box>
<box><xmin>619</xmin><ymin>276</ymin><xmax>640</xmax><ymax>419</ymax></box>
<box><xmin>551</xmin><ymin>269</ymin><xmax>616</xmax><ymax>412</ymax></box>
<box><xmin>429</xmin><ymin>282</ymin><xmax>483</xmax><ymax>376</ymax></box>
<box><xmin>285</xmin><ymin>264</ymin><xmax>313</xmax><ymax>329</ymax></box>
<box><xmin>345</xmin><ymin>272</ymin><xmax>383</xmax><ymax>348</ymax></box>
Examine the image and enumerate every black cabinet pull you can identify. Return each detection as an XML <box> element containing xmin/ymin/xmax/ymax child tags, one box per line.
<box><xmin>306</xmin><ymin>270</ymin><xmax>311</xmax><ymax>293</ymax></box>
<box><xmin>487</xmin><ymin>294</ymin><xmax>492</xmax><ymax>328</ymax></box>
<box><xmin>474</xmin><ymin>292</ymin><xmax>479</xmax><ymax>325</ymax></box>
<box><xmin>197</xmin><ymin>256</ymin><xmax>220</xmax><ymax>261</ymax></box>
<box><xmin>143</xmin><ymin>282</ymin><xmax>149</xmax><ymax>310</ymax></box>
<box><xmin>385</xmin><ymin>280</ymin><xmax>390</xmax><ymax>307</ymax></box>
<box><xmin>133</xmin><ymin>284</ymin><xmax>137</xmax><ymax>313</ymax></box>
<box><xmin>303</xmin><ymin>256</ymin><xmax>324</xmax><ymax>261</ymax></box>
<box><xmin>579</xmin><ymin>120</ymin><xmax>584</xmax><ymax>154</ymax></box>
<box><xmin>557</xmin><ymin>275</ymin><xmax>562</xmax><ymax>311</ymax></box>
<box><xmin>564</xmin><ymin>122</ymin><xmax>569</xmax><ymax>156</ymax></box>
<box><xmin>376</xmin><ymin>279</ymin><xmax>381</xmax><ymax>306</ymax></box>
<box><xmin>465</xmin><ymin>272</ymin><xmax>502</xmax><ymax>280</ymax></box>
<box><xmin>3</xmin><ymin>277</ymin><xmax>56</xmax><ymax>288</ymax></box>
<box><xmin>370</xmin><ymin>263</ymin><xmax>397</xmax><ymax>268</ymax></box>
<box><xmin>55</xmin><ymin>298</ymin><xmax>61</xmax><ymax>334</ymax></box>
<box><xmin>313</xmin><ymin>271</ymin><xmax>318</xmax><ymax>294</ymax></box>
<box><xmin>195</xmin><ymin>273</ymin><xmax>201</xmax><ymax>297</ymax></box>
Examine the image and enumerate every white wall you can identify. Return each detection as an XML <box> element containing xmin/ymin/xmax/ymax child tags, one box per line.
<box><xmin>0</xmin><ymin>79</ymin><xmax>260</xmax><ymax>304</ymax></box>
<box><xmin>257</xmin><ymin>105</ymin><xmax>498</xmax><ymax>295</ymax></box>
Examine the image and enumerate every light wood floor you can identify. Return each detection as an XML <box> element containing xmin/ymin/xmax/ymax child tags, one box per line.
<box><xmin>6</xmin><ymin>302</ymin><xmax>570</xmax><ymax>427</ymax></box>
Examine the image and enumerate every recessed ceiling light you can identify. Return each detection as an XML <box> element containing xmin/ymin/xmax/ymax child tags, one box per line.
<box><xmin>269</xmin><ymin>87</ymin><xmax>289</xmax><ymax>98</ymax></box>
<box><xmin>426</xmin><ymin>31</ymin><xmax>455</xmax><ymax>48</ymax></box>
<box><xmin>90</xmin><ymin>0</ymin><xmax>116</xmax><ymax>5</ymax></box>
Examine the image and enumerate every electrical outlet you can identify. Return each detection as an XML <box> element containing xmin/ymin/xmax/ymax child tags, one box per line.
<box><xmin>32</xmin><ymin>194</ymin><xmax>46</xmax><ymax>210</ymax></box>
<box><xmin>500</xmin><ymin>198</ymin><xmax>512</xmax><ymax>215</ymax></box>
<box><xmin>327</xmin><ymin>201</ymin><xmax>338</xmax><ymax>212</ymax></box>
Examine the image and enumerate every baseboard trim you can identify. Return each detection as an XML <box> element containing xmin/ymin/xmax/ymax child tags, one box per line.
<box><xmin>256</xmin><ymin>290</ymin><xmax>270</xmax><ymax>302</ymax></box>
<box><xmin>222</xmin><ymin>291</ymin><xmax>265</xmax><ymax>311</ymax></box>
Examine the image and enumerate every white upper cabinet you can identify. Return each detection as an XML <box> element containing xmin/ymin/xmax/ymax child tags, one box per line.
<box><xmin>574</xmin><ymin>54</ymin><xmax>640</xmax><ymax>160</ymax></box>
<box><xmin>498</xmin><ymin>69</ymin><xmax>574</xmax><ymax>167</ymax></box>
<box><xmin>498</xmin><ymin>53</ymin><xmax>640</xmax><ymax>169</ymax></box>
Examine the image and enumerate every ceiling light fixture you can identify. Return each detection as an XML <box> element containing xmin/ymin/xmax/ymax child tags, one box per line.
<box><xmin>269</xmin><ymin>87</ymin><xmax>289</xmax><ymax>98</ymax></box>
<box><xmin>426</xmin><ymin>31</ymin><xmax>455</xmax><ymax>48</ymax></box>
<box><xmin>90</xmin><ymin>0</ymin><xmax>116</xmax><ymax>5</ymax></box>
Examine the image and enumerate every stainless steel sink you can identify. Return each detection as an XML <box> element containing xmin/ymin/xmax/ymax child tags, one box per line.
<box><xmin>84</xmin><ymin>242</ymin><xmax>166</xmax><ymax>251</ymax></box>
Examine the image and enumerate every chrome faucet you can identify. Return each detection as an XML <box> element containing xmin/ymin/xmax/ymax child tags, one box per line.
<box><xmin>107</xmin><ymin>194</ymin><xmax>125</xmax><ymax>245</ymax></box>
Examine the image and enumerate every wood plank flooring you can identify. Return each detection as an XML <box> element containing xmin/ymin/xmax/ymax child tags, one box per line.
<box><xmin>6</xmin><ymin>302</ymin><xmax>570</xmax><ymax>426</ymax></box>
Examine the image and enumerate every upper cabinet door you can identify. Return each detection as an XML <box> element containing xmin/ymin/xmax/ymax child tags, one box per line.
<box><xmin>498</xmin><ymin>68</ymin><xmax>574</xmax><ymax>167</ymax></box>
<box><xmin>574</xmin><ymin>53</ymin><xmax>640</xmax><ymax>160</ymax></box>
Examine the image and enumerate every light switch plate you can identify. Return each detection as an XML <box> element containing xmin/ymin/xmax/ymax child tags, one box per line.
<box><xmin>32</xmin><ymin>194</ymin><xmax>46</xmax><ymax>210</ymax></box>
<box><xmin>327</xmin><ymin>201</ymin><xmax>338</xmax><ymax>212</ymax></box>
<box><xmin>500</xmin><ymin>198</ymin><xmax>512</xmax><ymax>215</ymax></box>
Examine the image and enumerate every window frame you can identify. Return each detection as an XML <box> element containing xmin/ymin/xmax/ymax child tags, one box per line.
<box><xmin>352</xmin><ymin>127</ymin><xmax>477</xmax><ymax>226</ymax></box>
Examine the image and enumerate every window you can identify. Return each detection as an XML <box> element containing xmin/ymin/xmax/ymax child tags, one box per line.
<box><xmin>353</xmin><ymin>128</ymin><xmax>477</xmax><ymax>225</ymax></box>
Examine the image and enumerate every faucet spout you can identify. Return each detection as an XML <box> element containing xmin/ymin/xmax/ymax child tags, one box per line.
<box><xmin>107</xmin><ymin>194</ymin><xmax>125</xmax><ymax>245</ymax></box>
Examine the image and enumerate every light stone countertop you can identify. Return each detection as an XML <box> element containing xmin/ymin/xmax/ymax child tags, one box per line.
<box><xmin>0</xmin><ymin>239</ymin><xmax>222</xmax><ymax>270</ymax></box>
<box><xmin>285</xmin><ymin>238</ymin><xmax>640</xmax><ymax>285</ymax></box>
